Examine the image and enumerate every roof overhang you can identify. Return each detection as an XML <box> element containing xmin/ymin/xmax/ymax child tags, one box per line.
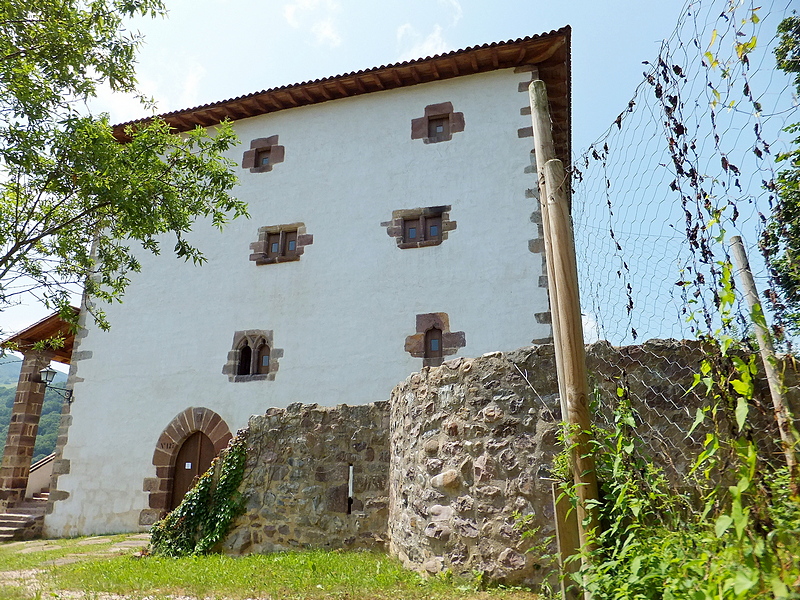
<box><xmin>2</xmin><ymin>308</ymin><xmax>80</xmax><ymax>364</ymax></box>
<box><xmin>114</xmin><ymin>27</ymin><xmax>572</xmax><ymax>166</ymax></box>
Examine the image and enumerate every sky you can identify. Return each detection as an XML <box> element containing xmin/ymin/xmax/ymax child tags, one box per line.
<box><xmin>1</xmin><ymin>0</ymin><xmax>696</xmax><ymax>338</ymax></box>
<box><xmin>95</xmin><ymin>0</ymin><xmax>688</xmax><ymax>152</ymax></box>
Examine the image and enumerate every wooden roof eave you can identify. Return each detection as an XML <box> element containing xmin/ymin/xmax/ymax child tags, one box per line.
<box><xmin>112</xmin><ymin>27</ymin><xmax>572</xmax><ymax>166</ymax></box>
<box><xmin>1</xmin><ymin>308</ymin><xmax>80</xmax><ymax>364</ymax></box>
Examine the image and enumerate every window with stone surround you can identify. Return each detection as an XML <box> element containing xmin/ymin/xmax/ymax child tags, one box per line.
<box><xmin>411</xmin><ymin>102</ymin><xmax>465</xmax><ymax>144</ymax></box>
<box><xmin>242</xmin><ymin>135</ymin><xmax>285</xmax><ymax>173</ymax></box>
<box><xmin>405</xmin><ymin>313</ymin><xmax>465</xmax><ymax>367</ymax></box>
<box><xmin>223</xmin><ymin>330</ymin><xmax>283</xmax><ymax>382</ymax></box>
<box><xmin>249</xmin><ymin>223</ymin><xmax>312</xmax><ymax>265</ymax></box>
<box><xmin>383</xmin><ymin>206</ymin><xmax>455</xmax><ymax>249</ymax></box>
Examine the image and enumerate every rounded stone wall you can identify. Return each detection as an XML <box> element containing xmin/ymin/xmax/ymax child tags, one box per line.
<box><xmin>387</xmin><ymin>346</ymin><xmax>562</xmax><ymax>586</ymax></box>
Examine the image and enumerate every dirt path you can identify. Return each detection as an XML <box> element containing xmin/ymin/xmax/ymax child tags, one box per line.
<box><xmin>0</xmin><ymin>534</ymin><xmax>174</xmax><ymax>600</ymax></box>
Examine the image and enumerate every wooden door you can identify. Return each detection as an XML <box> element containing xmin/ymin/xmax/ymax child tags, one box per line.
<box><xmin>169</xmin><ymin>431</ymin><xmax>215</xmax><ymax>510</ymax></box>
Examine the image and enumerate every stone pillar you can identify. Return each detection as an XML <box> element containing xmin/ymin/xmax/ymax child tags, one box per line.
<box><xmin>0</xmin><ymin>350</ymin><xmax>52</xmax><ymax>511</ymax></box>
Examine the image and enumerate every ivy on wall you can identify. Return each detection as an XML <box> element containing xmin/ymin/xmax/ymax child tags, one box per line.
<box><xmin>149</xmin><ymin>431</ymin><xmax>248</xmax><ymax>557</ymax></box>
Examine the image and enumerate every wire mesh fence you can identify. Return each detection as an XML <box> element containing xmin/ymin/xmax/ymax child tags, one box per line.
<box><xmin>570</xmin><ymin>0</ymin><xmax>799</xmax><ymax>488</ymax></box>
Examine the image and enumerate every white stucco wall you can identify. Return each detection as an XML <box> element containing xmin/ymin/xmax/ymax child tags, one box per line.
<box><xmin>45</xmin><ymin>67</ymin><xmax>552</xmax><ymax>536</ymax></box>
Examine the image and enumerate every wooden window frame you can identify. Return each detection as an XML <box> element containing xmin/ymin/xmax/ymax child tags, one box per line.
<box><xmin>427</xmin><ymin>115</ymin><xmax>450</xmax><ymax>142</ymax></box>
<box><xmin>256</xmin><ymin>343</ymin><xmax>271</xmax><ymax>375</ymax></box>
<box><xmin>255</xmin><ymin>148</ymin><xmax>271</xmax><ymax>167</ymax></box>
<box><xmin>424</xmin><ymin>327</ymin><xmax>443</xmax><ymax>364</ymax></box>
<box><xmin>382</xmin><ymin>206</ymin><xmax>455</xmax><ymax>249</ymax></box>
<box><xmin>250</xmin><ymin>223</ymin><xmax>312</xmax><ymax>265</ymax></box>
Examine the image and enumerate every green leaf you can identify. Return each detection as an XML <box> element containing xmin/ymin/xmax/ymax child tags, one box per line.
<box><xmin>731</xmin><ymin>496</ymin><xmax>749</xmax><ymax>540</ymax></box>
<box><xmin>687</xmin><ymin>407</ymin><xmax>706</xmax><ymax>437</ymax></box>
<box><xmin>715</xmin><ymin>514</ymin><xmax>732</xmax><ymax>537</ymax></box>
<box><xmin>708</xmin><ymin>29</ymin><xmax>718</xmax><ymax>49</ymax></box>
<box><xmin>730</xmin><ymin>378</ymin><xmax>751</xmax><ymax>395</ymax></box>
<box><xmin>629</xmin><ymin>555</ymin><xmax>642</xmax><ymax>577</ymax></box>
<box><xmin>771</xmin><ymin>576</ymin><xmax>790</xmax><ymax>597</ymax></box>
<box><xmin>732</xmin><ymin>571</ymin><xmax>758</xmax><ymax>595</ymax></box>
<box><xmin>735</xmin><ymin>396</ymin><xmax>749</xmax><ymax>432</ymax></box>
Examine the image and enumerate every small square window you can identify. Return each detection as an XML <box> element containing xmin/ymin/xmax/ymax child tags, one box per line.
<box><xmin>256</xmin><ymin>149</ymin><xmax>271</xmax><ymax>166</ymax></box>
<box><xmin>430</xmin><ymin>339</ymin><xmax>440</xmax><ymax>352</ymax></box>
<box><xmin>428</xmin><ymin>116</ymin><xmax>449</xmax><ymax>140</ymax></box>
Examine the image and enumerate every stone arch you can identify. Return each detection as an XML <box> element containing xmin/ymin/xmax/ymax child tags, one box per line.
<box><xmin>138</xmin><ymin>407</ymin><xmax>232</xmax><ymax>527</ymax></box>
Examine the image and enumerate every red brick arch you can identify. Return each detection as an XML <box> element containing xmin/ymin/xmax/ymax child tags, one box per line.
<box><xmin>138</xmin><ymin>407</ymin><xmax>232</xmax><ymax>526</ymax></box>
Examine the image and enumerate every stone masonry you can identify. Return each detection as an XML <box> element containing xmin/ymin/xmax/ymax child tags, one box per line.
<box><xmin>219</xmin><ymin>340</ymin><xmax>798</xmax><ymax>586</ymax></box>
<box><xmin>222</xmin><ymin>402</ymin><xmax>390</xmax><ymax>555</ymax></box>
<box><xmin>388</xmin><ymin>346</ymin><xmax>561</xmax><ymax>586</ymax></box>
<box><xmin>0</xmin><ymin>350</ymin><xmax>53</xmax><ymax>512</ymax></box>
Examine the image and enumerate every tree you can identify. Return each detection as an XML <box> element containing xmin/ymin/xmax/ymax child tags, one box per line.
<box><xmin>0</xmin><ymin>0</ymin><xmax>247</xmax><ymax>332</ymax></box>
<box><xmin>762</xmin><ymin>14</ymin><xmax>800</xmax><ymax>334</ymax></box>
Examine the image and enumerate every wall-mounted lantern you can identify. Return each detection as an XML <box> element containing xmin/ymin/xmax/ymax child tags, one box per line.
<box><xmin>39</xmin><ymin>367</ymin><xmax>73</xmax><ymax>403</ymax></box>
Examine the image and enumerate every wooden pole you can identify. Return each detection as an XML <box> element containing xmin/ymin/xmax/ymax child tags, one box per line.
<box><xmin>529</xmin><ymin>79</ymin><xmax>600</xmax><ymax>570</ymax></box>
<box><xmin>729</xmin><ymin>236</ymin><xmax>798</xmax><ymax>477</ymax></box>
<box><xmin>552</xmin><ymin>482</ymin><xmax>581</xmax><ymax>600</ymax></box>
<box><xmin>528</xmin><ymin>81</ymin><xmax>569</xmax><ymax>421</ymax></box>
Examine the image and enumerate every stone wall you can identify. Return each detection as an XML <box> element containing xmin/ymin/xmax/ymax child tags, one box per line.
<box><xmin>387</xmin><ymin>346</ymin><xmax>561</xmax><ymax>587</ymax></box>
<box><xmin>219</xmin><ymin>340</ymin><xmax>798</xmax><ymax>586</ymax></box>
<box><xmin>221</xmin><ymin>402</ymin><xmax>390</xmax><ymax>555</ymax></box>
<box><xmin>385</xmin><ymin>339</ymin><xmax>797</xmax><ymax>585</ymax></box>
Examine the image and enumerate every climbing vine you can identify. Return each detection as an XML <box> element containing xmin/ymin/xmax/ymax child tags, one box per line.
<box><xmin>149</xmin><ymin>431</ymin><xmax>249</xmax><ymax>557</ymax></box>
<box><xmin>557</xmin><ymin>363</ymin><xmax>800</xmax><ymax>599</ymax></box>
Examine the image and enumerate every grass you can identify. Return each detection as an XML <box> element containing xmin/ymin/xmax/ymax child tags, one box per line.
<box><xmin>0</xmin><ymin>535</ymin><xmax>539</xmax><ymax>599</ymax></box>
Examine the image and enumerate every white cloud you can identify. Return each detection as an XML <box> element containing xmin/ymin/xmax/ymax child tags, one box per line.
<box><xmin>438</xmin><ymin>0</ymin><xmax>463</xmax><ymax>26</ymax></box>
<box><xmin>177</xmin><ymin>64</ymin><xmax>207</xmax><ymax>110</ymax></box>
<box><xmin>396</xmin><ymin>24</ymin><xmax>449</xmax><ymax>61</ymax></box>
<box><xmin>283</xmin><ymin>0</ymin><xmax>342</xmax><ymax>48</ymax></box>
<box><xmin>396</xmin><ymin>23</ymin><xmax>413</xmax><ymax>43</ymax></box>
<box><xmin>87</xmin><ymin>59</ymin><xmax>207</xmax><ymax>123</ymax></box>
<box><xmin>311</xmin><ymin>19</ymin><xmax>342</xmax><ymax>48</ymax></box>
<box><xmin>89</xmin><ymin>78</ymin><xmax>162</xmax><ymax>123</ymax></box>
<box><xmin>582</xmin><ymin>313</ymin><xmax>601</xmax><ymax>344</ymax></box>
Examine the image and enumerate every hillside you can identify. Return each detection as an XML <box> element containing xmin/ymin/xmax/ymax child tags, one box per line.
<box><xmin>0</xmin><ymin>356</ymin><xmax>68</xmax><ymax>463</ymax></box>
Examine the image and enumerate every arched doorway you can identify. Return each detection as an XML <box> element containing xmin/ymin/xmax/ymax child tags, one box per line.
<box><xmin>169</xmin><ymin>430</ymin><xmax>215</xmax><ymax>510</ymax></box>
<box><xmin>140</xmin><ymin>407</ymin><xmax>232</xmax><ymax>527</ymax></box>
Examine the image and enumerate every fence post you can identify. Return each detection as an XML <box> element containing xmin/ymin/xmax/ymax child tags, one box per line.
<box><xmin>529</xmin><ymin>79</ymin><xmax>600</xmax><ymax>595</ymax></box>
<box><xmin>729</xmin><ymin>236</ymin><xmax>799</xmax><ymax>479</ymax></box>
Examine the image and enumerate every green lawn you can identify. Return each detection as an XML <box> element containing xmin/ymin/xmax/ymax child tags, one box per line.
<box><xmin>0</xmin><ymin>535</ymin><xmax>539</xmax><ymax>599</ymax></box>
